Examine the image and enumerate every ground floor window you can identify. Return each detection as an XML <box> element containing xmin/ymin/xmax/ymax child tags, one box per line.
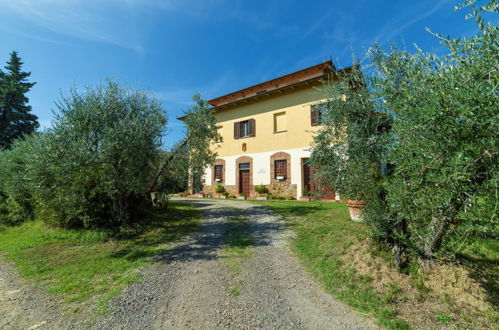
<box><xmin>274</xmin><ymin>159</ymin><xmax>287</xmax><ymax>180</ymax></box>
<box><xmin>214</xmin><ymin>164</ymin><xmax>223</xmax><ymax>182</ymax></box>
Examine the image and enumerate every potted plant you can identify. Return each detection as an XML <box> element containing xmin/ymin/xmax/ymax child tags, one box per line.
<box><xmin>237</xmin><ymin>193</ymin><xmax>247</xmax><ymax>200</ymax></box>
<box><xmin>347</xmin><ymin>199</ymin><xmax>366</xmax><ymax>222</ymax></box>
<box><xmin>254</xmin><ymin>184</ymin><xmax>269</xmax><ymax>200</ymax></box>
<box><xmin>256</xmin><ymin>193</ymin><xmax>268</xmax><ymax>201</ymax></box>
<box><xmin>221</xmin><ymin>191</ymin><xmax>229</xmax><ymax>198</ymax></box>
<box><xmin>300</xmin><ymin>186</ymin><xmax>310</xmax><ymax>201</ymax></box>
<box><xmin>215</xmin><ymin>185</ymin><xmax>226</xmax><ymax>198</ymax></box>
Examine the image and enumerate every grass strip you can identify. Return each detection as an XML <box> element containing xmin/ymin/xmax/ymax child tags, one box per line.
<box><xmin>221</xmin><ymin>209</ymin><xmax>254</xmax><ymax>296</ymax></box>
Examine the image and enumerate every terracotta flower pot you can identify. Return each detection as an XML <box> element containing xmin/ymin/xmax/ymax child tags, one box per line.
<box><xmin>347</xmin><ymin>200</ymin><xmax>366</xmax><ymax>222</ymax></box>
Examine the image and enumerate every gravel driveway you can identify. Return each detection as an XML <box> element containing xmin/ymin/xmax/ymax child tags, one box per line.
<box><xmin>95</xmin><ymin>198</ymin><xmax>377</xmax><ymax>329</ymax></box>
<box><xmin>1</xmin><ymin>198</ymin><xmax>377</xmax><ymax>329</ymax></box>
<box><xmin>0</xmin><ymin>261</ymin><xmax>69</xmax><ymax>330</ymax></box>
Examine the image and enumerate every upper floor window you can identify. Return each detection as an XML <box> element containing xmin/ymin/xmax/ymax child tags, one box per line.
<box><xmin>234</xmin><ymin>119</ymin><xmax>255</xmax><ymax>139</ymax></box>
<box><xmin>214</xmin><ymin>165</ymin><xmax>223</xmax><ymax>182</ymax></box>
<box><xmin>274</xmin><ymin>159</ymin><xmax>287</xmax><ymax>180</ymax></box>
<box><xmin>274</xmin><ymin>112</ymin><xmax>286</xmax><ymax>133</ymax></box>
<box><xmin>311</xmin><ymin>104</ymin><xmax>324</xmax><ymax>126</ymax></box>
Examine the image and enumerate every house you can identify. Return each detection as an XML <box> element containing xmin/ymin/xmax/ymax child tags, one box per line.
<box><xmin>190</xmin><ymin>60</ymin><xmax>351</xmax><ymax>200</ymax></box>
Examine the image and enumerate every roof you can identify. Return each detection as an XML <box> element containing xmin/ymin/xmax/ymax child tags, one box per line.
<box><xmin>208</xmin><ymin>60</ymin><xmax>335</xmax><ymax>107</ymax></box>
<box><xmin>178</xmin><ymin>59</ymin><xmax>350</xmax><ymax>120</ymax></box>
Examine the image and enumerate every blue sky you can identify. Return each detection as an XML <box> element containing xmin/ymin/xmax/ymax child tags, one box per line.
<box><xmin>0</xmin><ymin>0</ymin><xmax>480</xmax><ymax>148</ymax></box>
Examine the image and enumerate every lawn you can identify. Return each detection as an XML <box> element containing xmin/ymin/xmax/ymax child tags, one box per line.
<box><xmin>249</xmin><ymin>200</ymin><xmax>497</xmax><ymax>330</ymax></box>
<box><xmin>0</xmin><ymin>202</ymin><xmax>201</xmax><ymax>317</ymax></box>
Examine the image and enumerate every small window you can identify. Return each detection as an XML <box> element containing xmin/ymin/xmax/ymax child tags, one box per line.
<box><xmin>234</xmin><ymin>119</ymin><xmax>255</xmax><ymax>139</ymax></box>
<box><xmin>239</xmin><ymin>162</ymin><xmax>250</xmax><ymax>169</ymax></box>
<box><xmin>274</xmin><ymin>112</ymin><xmax>286</xmax><ymax>133</ymax></box>
<box><xmin>214</xmin><ymin>165</ymin><xmax>223</xmax><ymax>182</ymax></box>
<box><xmin>311</xmin><ymin>104</ymin><xmax>324</xmax><ymax>126</ymax></box>
<box><xmin>274</xmin><ymin>159</ymin><xmax>287</xmax><ymax>180</ymax></box>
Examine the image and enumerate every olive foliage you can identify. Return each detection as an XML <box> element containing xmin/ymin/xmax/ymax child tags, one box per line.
<box><xmin>1</xmin><ymin>80</ymin><xmax>167</xmax><ymax>228</ymax></box>
<box><xmin>311</xmin><ymin>1</ymin><xmax>498</xmax><ymax>268</ymax></box>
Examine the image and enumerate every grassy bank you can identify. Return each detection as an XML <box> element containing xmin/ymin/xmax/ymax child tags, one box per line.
<box><xmin>250</xmin><ymin>200</ymin><xmax>497</xmax><ymax>329</ymax></box>
<box><xmin>0</xmin><ymin>202</ymin><xmax>201</xmax><ymax>317</ymax></box>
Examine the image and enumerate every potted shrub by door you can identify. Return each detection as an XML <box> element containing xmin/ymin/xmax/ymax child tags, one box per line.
<box><xmin>254</xmin><ymin>184</ymin><xmax>269</xmax><ymax>200</ymax></box>
<box><xmin>215</xmin><ymin>185</ymin><xmax>226</xmax><ymax>198</ymax></box>
<box><xmin>347</xmin><ymin>199</ymin><xmax>366</xmax><ymax>222</ymax></box>
<box><xmin>299</xmin><ymin>187</ymin><xmax>311</xmax><ymax>201</ymax></box>
<box><xmin>237</xmin><ymin>193</ymin><xmax>247</xmax><ymax>200</ymax></box>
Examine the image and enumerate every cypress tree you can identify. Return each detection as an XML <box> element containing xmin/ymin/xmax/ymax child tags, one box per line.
<box><xmin>0</xmin><ymin>51</ymin><xmax>38</xmax><ymax>149</ymax></box>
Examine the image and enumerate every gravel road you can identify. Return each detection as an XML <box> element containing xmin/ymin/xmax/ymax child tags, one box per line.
<box><xmin>95</xmin><ymin>198</ymin><xmax>377</xmax><ymax>329</ymax></box>
<box><xmin>0</xmin><ymin>198</ymin><xmax>377</xmax><ymax>329</ymax></box>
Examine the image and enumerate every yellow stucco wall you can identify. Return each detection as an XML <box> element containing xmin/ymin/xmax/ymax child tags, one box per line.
<box><xmin>212</xmin><ymin>85</ymin><xmax>326</xmax><ymax>157</ymax></box>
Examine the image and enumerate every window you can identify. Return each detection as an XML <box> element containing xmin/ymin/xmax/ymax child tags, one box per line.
<box><xmin>273</xmin><ymin>112</ymin><xmax>286</xmax><ymax>132</ymax></box>
<box><xmin>311</xmin><ymin>104</ymin><xmax>324</xmax><ymax>126</ymax></box>
<box><xmin>274</xmin><ymin>159</ymin><xmax>287</xmax><ymax>180</ymax></box>
<box><xmin>240</xmin><ymin>120</ymin><xmax>250</xmax><ymax>137</ymax></box>
<box><xmin>214</xmin><ymin>165</ymin><xmax>223</xmax><ymax>182</ymax></box>
<box><xmin>234</xmin><ymin>119</ymin><xmax>255</xmax><ymax>139</ymax></box>
<box><xmin>239</xmin><ymin>162</ymin><xmax>250</xmax><ymax>169</ymax></box>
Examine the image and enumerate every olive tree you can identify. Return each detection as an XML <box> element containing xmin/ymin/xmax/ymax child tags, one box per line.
<box><xmin>371</xmin><ymin>0</ymin><xmax>498</xmax><ymax>267</ymax></box>
<box><xmin>29</xmin><ymin>80</ymin><xmax>167</xmax><ymax>228</ymax></box>
<box><xmin>311</xmin><ymin>0</ymin><xmax>498</xmax><ymax>269</ymax></box>
<box><xmin>150</xmin><ymin>93</ymin><xmax>221</xmax><ymax>194</ymax></box>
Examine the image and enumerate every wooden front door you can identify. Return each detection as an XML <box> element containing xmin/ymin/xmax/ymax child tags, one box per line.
<box><xmin>302</xmin><ymin>159</ymin><xmax>335</xmax><ymax>200</ymax></box>
<box><xmin>303</xmin><ymin>160</ymin><xmax>316</xmax><ymax>193</ymax></box>
<box><xmin>239</xmin><ymin>169</ymin><xmax>250</xmax><ymax>195</ymax></box>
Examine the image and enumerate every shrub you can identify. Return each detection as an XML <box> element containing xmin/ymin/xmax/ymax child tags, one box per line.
<box><xmin>254</xmin><ymin>184</ymin><xmax>268</xmax><ymax>194</ymax></box>
<box><xmin>284</xmin><ymin>195</ymin><xmax>294</xmax><ymax>200</ymax></box>
<box><xmin>215</xmin><ymin>185</ymin><xmax>226</xmax><ymax>194</ymax></box>
<box><xmin>2</xmin><ymin>80</ymin><xmax>167</xmax><ymax>229</ymax></box>
<box><xmin>0</xmin><ymin>134</ymin><xmax>40</xmax><ymax>224</ymax></box>
<box><xmin>222</xmin><ymin>191</ymin><xmax>229</xmax><ymax>197</ymax></box>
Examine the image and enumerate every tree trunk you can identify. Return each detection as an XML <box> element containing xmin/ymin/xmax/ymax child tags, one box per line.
<box><xmin>148</xmin><ymin>138</ymin><xmax>188</xmax><ymax>194</ymax></box>
<box><xmin>418</xmin><ymin>214</ymin><xmax>450</xmax><ymax>270</ymax></box>
<box><xmin>391</xmin><ymin>217</ymin><xmax>408</xmax><ymax>269</ymax></box>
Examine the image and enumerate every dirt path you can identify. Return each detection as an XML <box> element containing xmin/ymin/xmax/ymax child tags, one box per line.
<box><xmin>95</xmin><ymin>198</ymin><xmax>377</xmax><ymax>329</ymax></box>
<box><xmin>0</xmin><ymin>261</ymin><xmax>69</xmax><ymax>330</ymax></box>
